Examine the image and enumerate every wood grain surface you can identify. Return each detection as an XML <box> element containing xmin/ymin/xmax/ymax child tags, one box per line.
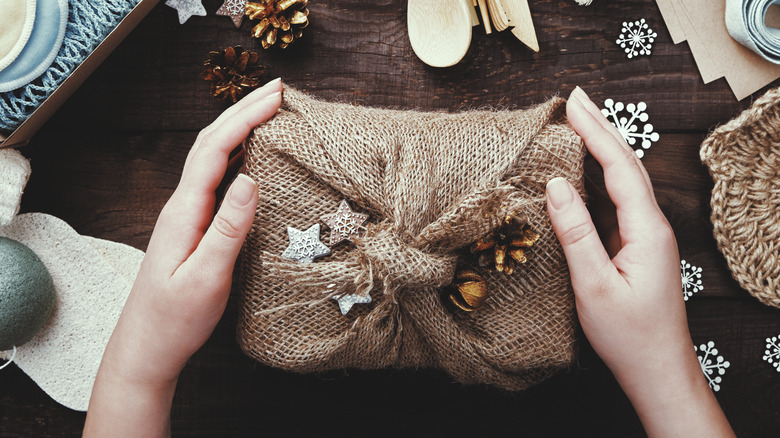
<box><xmin>2</xmin><ymin>0</ymin><xmax>780</xmax><ymax>436</ymax></box>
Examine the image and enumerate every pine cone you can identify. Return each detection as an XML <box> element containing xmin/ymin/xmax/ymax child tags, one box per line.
<box><xmin>246</xmin><ymin>0</ymin><xmax>310</xmax><ymax>49</ymax></box>
<box><xmin>447</xmin><ymin>269</ymin><xmax>488</xmax><ymax>312</ymax></box>
<box><xmin>470</xmin><ymin>214</ymin><xmax>540</xmax><ymax>275</ymax></box>
<box><xmin>201</xmin><ymin>46</ymin><xmax>266</xmax><ymax>103</ymax></box>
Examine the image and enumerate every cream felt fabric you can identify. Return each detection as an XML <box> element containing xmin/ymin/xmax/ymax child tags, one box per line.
<box><xmin>0</xmin><ymin>0</ymin><xmax>36</xmax><ymax>72</ymax></box>
<box><xmin>0</xmin><ymin>214</ymin><xmax>144</xmax><ymax>411</ymax></box>
<box><xmin>0</xmin><ymin>148</ymin><xmax>32</xmax><ymax>226</ymax></box>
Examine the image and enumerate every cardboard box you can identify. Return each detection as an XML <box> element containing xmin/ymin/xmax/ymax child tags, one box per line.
<box><xmin>0</xmin><ymin>0</ymin><xmax>162</xmax><ymax>148</ymax></box>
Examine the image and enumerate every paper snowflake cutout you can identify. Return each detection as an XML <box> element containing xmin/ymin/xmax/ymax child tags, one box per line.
<box><xmin>281</xmin><ymin>224</ymin><xmax>331</xmax><ymax>263</ymax></box>
<box><xmin>764</xmin><ymin>336</ymin><xmax>780</xmax><ymax>372</ymax></box>
<box><xmin>681</xmin><ymin>260</ymin><xmax>703</xmax><ymax>301</ymax></box>
<box><xmin>321</xmin><ymin>200</ymin><xmax>369</xmax><ymax>246</ymax></box>
<box><xmin>216</xmin><ymin>0</ymin><xmax>247</xmax><ymax>27</ymax></box>
<box><xmin>601</xmin><ymin>99</ymin><xmax>659</xmax><ymax>158</ymax></box>
<box><xmin>616</xmin><ymin>18</ymin><xmax>657</xmax><ymax>58</ymax></box>
<box><xmin>165</xmin><ymin>0</ymin><xmax>206</xmax><ymax>24</ymax></box>
<box><xmin>333</xmin><ymin>293</ymin><xmax>372</xmax><ymax>315</ymax></box>
<box><xmin>696</xmin><ymin>341</ymin><xmax>730</xmax><ymax>392</ymax></box>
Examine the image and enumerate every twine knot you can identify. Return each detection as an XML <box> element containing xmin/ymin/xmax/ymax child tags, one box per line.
<box><xmin>355</xmin><ymin>224</ymin><xmax>458</xmax><ymax>296</ymax></box>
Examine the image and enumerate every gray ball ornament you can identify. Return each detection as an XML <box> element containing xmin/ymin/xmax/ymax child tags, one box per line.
<box><xmin>0</xmin><ymin>237</ymin><xmax>56</xmax><ymax>351</ymax></box>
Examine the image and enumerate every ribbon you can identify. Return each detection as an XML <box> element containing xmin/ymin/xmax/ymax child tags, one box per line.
<box><xmin>726</xmin><ymin>0</ymin><xmax>780</xmax><ymax>64</ymax></box>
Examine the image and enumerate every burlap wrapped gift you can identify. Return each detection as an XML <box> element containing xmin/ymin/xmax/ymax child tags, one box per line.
<box><xmin>238</xmin><ymin>87</ymin><xmax>585</xmax><ymax>390</ymax></box>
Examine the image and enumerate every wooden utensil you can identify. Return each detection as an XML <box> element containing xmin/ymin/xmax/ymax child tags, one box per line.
<box><xmin>476</xmin><ymin>0</ymin><xmax>492</xmax><ymax>34</ymax></box>
<box><xmin>466</xmin><ymin>0</ymin><xmax>480</xmax><ymax>27</ymax></box>
<box><xmin>408</xmin><ymin>0</ymin><xmax>473</xmax><ymax>67</ymax></box>
<box><xmin>487</xmin><ymin>0</ymin><xmax>510</xmax><ymax>32</ymax></box>
<box><xmin>500</xmin><ymin>0</ymin><xmax>539</xmax><ymax>52</ymax></box>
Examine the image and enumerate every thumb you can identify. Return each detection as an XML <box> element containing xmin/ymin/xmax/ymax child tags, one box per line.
<box><xmin>187</xmin><ymin>174</ymin><xmax>258</xmax><ymax>280</ymax></box>
<box><xmin>546</xmin><ymin>177</ymin><xmax>616</xmax><ymax>296</ymax></box>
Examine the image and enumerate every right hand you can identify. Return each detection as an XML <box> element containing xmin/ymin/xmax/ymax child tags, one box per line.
<box><xmin>545</xmin><ymin>87</ymin><xmax>734</xmax><ymax>437</ymax></box>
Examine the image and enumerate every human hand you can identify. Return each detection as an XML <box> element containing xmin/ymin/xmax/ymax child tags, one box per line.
<box><xmin>84</xmin><ymin>78</ymin><xmax>283</xmax><ymax>438</ymax></box>
<box><xmin>546</xmin><ymin>87</ymin><xmax>734</xmax><ymax>437</ymax></box>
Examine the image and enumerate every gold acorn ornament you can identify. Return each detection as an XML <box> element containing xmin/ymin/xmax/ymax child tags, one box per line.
<box><xmin>246</xmin><ymin>0</ymin><xmax>310</xmax><ymax>49</ymax></box>
<box><xmin>447</xmin><ymin>269</ymin><xmax>488</xmax><ymax>312</ymax></box>
<box><xmin>471</xmin><ymin>215</ymin><xmax>540</xmax><ymax>275</ymax></box>
<box><xmin>201</xmin><ymin>46</ymin><xmax>266</xmax><ymax>103</ymax></box>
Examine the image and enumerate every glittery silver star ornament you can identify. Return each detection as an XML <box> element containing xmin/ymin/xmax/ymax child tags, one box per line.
<box><xmin>165</xmin><ymin>0</ymin><xmax>207</xmax><ymax>24</ymax></box>
<box><xmin>333</xmin><ymin>293</ymin><xmax>372</xmax><ymax>315</ymax></box>
<box><xmin>216</xmin><ymin>0</ymin><xmax>247</xmax><ymax>27</ymax></box>
<box><xmin>321</xmin><ymin>200</ymin><xmax>369</xmax><ymax>245</ymax></box>
<box><xmin>281</xmin><ymin>224</ymin><xmax>331</xmax><ymax>263</ymax></box>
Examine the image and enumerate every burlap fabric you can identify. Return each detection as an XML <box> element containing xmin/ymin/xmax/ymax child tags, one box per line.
<box><xmin>238</xmin><ymin>87</ymin><xmax>585</xmax><ymax>390</ymax></box>
<box><xmin>700</xmin><ymin>86</ymin><xmax>780</xmax><ymax>308</ymax></box>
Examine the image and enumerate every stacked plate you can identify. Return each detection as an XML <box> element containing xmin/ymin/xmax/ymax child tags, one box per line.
<box><xmin>0</xmin><ymin>0</ymin><xmax>69</xmax><ymax>92</ymax></box>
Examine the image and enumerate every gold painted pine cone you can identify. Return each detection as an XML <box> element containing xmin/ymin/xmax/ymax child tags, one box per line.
<box><xmin>448</xmin><ymin>269</ymin><xmax>488</xmax><ymax>312</ymax></box>
<box><xmin>471</xmin><ymin>215</ymin><xmax>540</xmax><ymax>275</ymax></box>
<box><xmin>246</xmin><ymin>0</ymin><xmax>310</xmax><ymax>49</ymax></box>
<box><xmin>201</xmin><ymin>46</ymin><xmax>266</xmax><ymax>102</ymax></box>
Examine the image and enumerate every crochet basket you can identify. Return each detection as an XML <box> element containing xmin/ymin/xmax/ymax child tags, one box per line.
<box><xmin>700</xmin><ymin>86</ymin><xmax>780</xmax><ymax>308</ymax></box>
<box><xmin>237</xmin><ymin>87</ymin><xmax>586</xmax><ymax>390</ymax></box>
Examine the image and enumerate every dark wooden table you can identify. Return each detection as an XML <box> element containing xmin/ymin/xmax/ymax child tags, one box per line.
<box><xmin>2</xmin><ymin>0</ymin><xmax>780</xmax><ymax>436</ymax></box>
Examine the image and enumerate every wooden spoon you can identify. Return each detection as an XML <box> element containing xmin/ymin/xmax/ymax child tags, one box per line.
<box><xmin>408</xmin><ymin>0</ymin><xmax>473</xmax><ymax>67</ymax></box>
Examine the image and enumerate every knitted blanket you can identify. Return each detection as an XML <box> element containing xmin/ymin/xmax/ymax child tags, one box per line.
<box><xmin>0</xmin><ymin>0</ymin><xmax>141</xmax><ymax>132</ymax></box>
<box><xmin>0</xmin><ymin>148</ymin><xmax>30</xmax><ymax>226</ymax></box>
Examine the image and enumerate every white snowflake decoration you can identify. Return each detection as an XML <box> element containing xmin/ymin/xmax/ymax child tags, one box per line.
<box><xmin>333</xmin><ymin>293</ymin><xmax>373</xmax><ymax>315</ymax></box>
<box><xmin>216</xmin><ymin>0</ymin><xmax>247</xmax><ymax>27</ymax></box>
<box><xmin>764</xmin><ymin>335</ymin><xmax>780</xmax><ymax>372</ymax></box>
<box><xmin>601</xmin><ymin>99</ymin><xmax>660</xmax><ymax>158</ymax></box>
<box><xmin>281</xmin><ymin>224</ymin><xmax>331</xmax><ymax>263</ymax></box>
<box><xmin>696</xmin><ymin>341</ymin><xmax>730</xmax><ymax>392</ymax></box>
<box><xmin>681</xmin><ymin>260</ymin><xmax>703</xmax><ymax>301</ymax></box>
<box><xmin>320</xmin><ymin>200</ymin><xmax>369</xmax><ymax>246</ymax></box>
<box><xmin>616</xmin><ymin>18</ymin><xmax>657</xmax><ymax>58</ymax></box>
<box><xmin>165</xmin><ymin>0</ymin><xmax>206</xmax><ymax>24</ymax></box>
<box><xmin>219</xmin><ymin>0</ymin><xmax>244</xmax><ymax>15</ymax></box>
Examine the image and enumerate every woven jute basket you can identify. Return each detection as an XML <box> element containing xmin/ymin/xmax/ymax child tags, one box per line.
<box><xmin>700</xmin><ymin>86</ymin><xmax>780</xmax><ymax>308</ymax></box>
<box><xmin>237</xmin><ymin>87</ymin><xmax>585</xmax><ymax>390</ymax></box>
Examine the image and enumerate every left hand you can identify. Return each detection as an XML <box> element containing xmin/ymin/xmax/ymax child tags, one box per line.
<box><xmin>84</xmin><ymin>78</ymin><xmax>283</xmax><ymax>438</ymax></box>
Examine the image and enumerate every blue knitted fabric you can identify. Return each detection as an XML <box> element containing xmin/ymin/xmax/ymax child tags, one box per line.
<box><xmin>0</xmin><ymin>0</ymin><xmax>142</xmax><ymax>133</ymax></box>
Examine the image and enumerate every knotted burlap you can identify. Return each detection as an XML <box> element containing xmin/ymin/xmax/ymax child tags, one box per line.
<box><xmin>701</xmin><ymin>85</ymin><xmax>780</xmax><ymax>308</ymax></box>
<box><xmin>238</xmin><ymin>87</ymin><xmax>585</xmax><ymax>390</ymax></box>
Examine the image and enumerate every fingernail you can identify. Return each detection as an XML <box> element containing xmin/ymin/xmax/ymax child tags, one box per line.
<box><xmin>262</xmin><ymin>91</ymin><xmax>281</xmax><ymax>102</ymax></box>
<box><xmin>574</xmin><ymin>86</ymin><xmax>591</xmax><ymax>103</ymax></box>
<box><xmin>269</xmin><ymin>77</ymin><xmax>281</xmax><ymax>85</ymax></box>
<box><xmin>568</xmin><ymin>86</ymin><xmax>582</xmax><ymax>105</ymax></box>
<box><xmin>573</xmin><ymin>87</ymin><xmax>603</xmax><ymax>118</ymax></box>
<box><xmin>568</xmin><ymin>88</ymin><xmax>588</xmax><ymax>112</ymax></box>
<box><xmin>229</xmin><ymin>174</ymin><xmax>256</xmax><ymax>207</ymax></box>
<box><xmin>546</xmin><ymin>177</ymin><xmax>573</xmax><ymax>210</ymax></box>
